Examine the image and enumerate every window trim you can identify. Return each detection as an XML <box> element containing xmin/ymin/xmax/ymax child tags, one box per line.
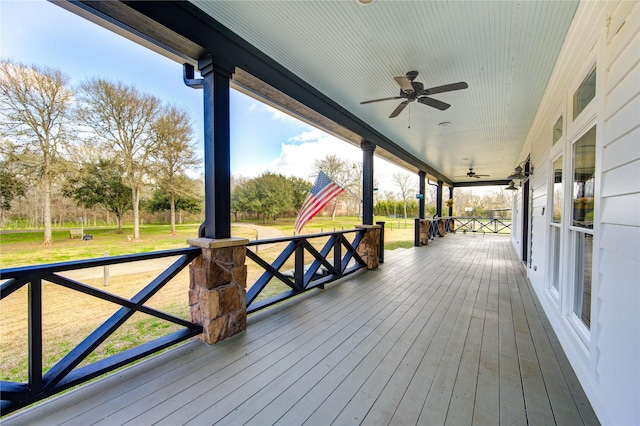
<box><xmin>568</xmin><ymin>57</ymin><xmax>598</xmax><ymax>132</ymax></box>
<box><xmin>572</xmin><ymin>65</ymin><xmax>597</xmax><ymax>120</ymax></box>
<box><xmin>565</xmin><ymin>123</ymin><xmax>597</xmax><ymax>345</ymax></box>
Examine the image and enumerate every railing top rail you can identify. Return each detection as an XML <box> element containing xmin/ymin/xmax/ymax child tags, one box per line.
<box><xmin>246</xmin><ymin>228</ymin><xmax>363</xmax><ymax>247</ymax></box>
<box><xmin>455</xmin><ymin>216</ymin><xmax>512</xmax><ymax>220</ymax></box>
<box><xmin>0</xmin><ymin>247</ymin><xmax>201</xmax><ymax>278</ymax></box>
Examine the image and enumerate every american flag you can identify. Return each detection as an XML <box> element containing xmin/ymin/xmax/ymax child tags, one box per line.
<box><xmin>294</xmin><ymin>170</ymin><xmax>345</xmax><ymax>234</ymax></box>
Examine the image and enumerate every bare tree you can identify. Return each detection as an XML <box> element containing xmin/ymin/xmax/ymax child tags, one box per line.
<box><xmin>392</xmin><ymin>172</ymin><xmax>416</xmax><ymax>219</ymax></box>
<box><xmin>492</xmin><ymin>188</ymin><xmax>511</xmax><ymax>209</ymax></box>
<box><xmin>0</xmin><ymin>61</ymin><xmax>73</xmax><ymax>244</ymax></box>
<box><xmin>77</xmin><ymin>79</ymin><xmax>161</xmax><ymax>241</ymax></box>
<box><xmin>150</xmin><ymin>104</ymin><xmax>199</xmax><ymax>234</ymax></box>
<box><xmin>454</xmin><ymin>189</ymin><xmax>486</xmax><ymax>216</ymax></box>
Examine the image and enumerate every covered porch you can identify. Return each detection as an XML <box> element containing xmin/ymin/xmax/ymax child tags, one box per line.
<box><xmin>4</xmin><ymin>235</ymin><xmax>598</xmax><ymax>425</ymax></box>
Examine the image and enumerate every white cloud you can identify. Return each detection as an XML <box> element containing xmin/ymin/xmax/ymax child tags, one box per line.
<box><xmin>232</xmin><ymin>125</ymin><xmax>420</xmax><ymax>195</ymax></box>
<box><xmin>263</xmin><ymin>133</ymin><xmax>359</xmax><ymax>180</ymax></box>
<box><xmin>259</xmin><ymin>131</ymin><xmax>412</xmax><ymax>194</ymax></box>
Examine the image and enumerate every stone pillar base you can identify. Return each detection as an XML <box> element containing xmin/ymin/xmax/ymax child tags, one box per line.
<box><xmin>355</xmin><ymin>225</ymin><xmax>381</xmax><ymax>270</ymax></box>
<box><xmin>418</xmin><ymin>219</ymin><xmax>431</xmax><ymax>246</ymax></box>
<box><xmin>187</xmin><ymin>237</ymin><xmax>249</xmax><ymax>344</ymax></box>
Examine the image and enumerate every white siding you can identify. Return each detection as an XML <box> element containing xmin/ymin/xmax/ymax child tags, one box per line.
<box><xmin>516</xmin><ymin>1</ymin><xmax>640</xmax><ymax>424</ymax></box>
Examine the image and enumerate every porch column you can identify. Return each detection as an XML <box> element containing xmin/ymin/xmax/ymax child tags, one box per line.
<box><xmin>436</xmin><ymin>180</ymin><xmax>443</xmax><ymax>217</ymax></box>
<box><xmin>200</xmin><ymin>56</ymin><xmax>233</xmax><ymax>239</ymax></box>
<box><xmin>361</xmin><ymin>141</ymin><xmax>375</xmax><ymax>225</ymax></box>
<box><xmin>418</xmin><ymin>171</ymin><xmax>426</xmax><ymax>219</ymax></box>
<box><xmin>188</xmin><ymin>237</ymin><xmax>249</xmax><ymax>344</ymax></box>
<box><xmin>448</xmin><ymin>186</ymin><xmax>454</xmax><ymax>216</ymax></box>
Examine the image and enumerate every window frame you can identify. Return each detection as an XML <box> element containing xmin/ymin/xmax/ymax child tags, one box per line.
<box><xmin>566</xmin><ymin>123</ymin><xmax>597</xmax><ymax>346</ymax></box>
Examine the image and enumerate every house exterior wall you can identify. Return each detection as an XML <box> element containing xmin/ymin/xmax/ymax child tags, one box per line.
<box><xmin>512</xmin><ymin>1</ymin><xmax>640</xmax><ymax>424</ymax></box>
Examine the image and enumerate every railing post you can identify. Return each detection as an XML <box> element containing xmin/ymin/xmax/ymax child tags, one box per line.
<box><xmin>187</xmin><ymin>237</ymin><xmax>249</xmax><ymax>344</ymax></box>
<box><xmin>355</xmin><ymin>224</ymin><xmax>381</xmax><ymax>270</ymax></box>
<box><xmin>334</xmin><ymin>234</ymin><xmax>343</xmax><ymax>273</ymax></box>
<box><xmin>294</xmin><ymin>241</ymin><xmax>304</xmax><ymax>289</ymax></box>
<box><xmin>28</xmin><ymin>279</ymin><xmax>43</xmax><ymax>396</ymax></box>
<box><xmin>376</xmin><ymin>221</ymin><xmax>385</xmax><ymax>263</ymax></box>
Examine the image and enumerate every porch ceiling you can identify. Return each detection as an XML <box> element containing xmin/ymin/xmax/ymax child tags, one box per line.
<box><xmin>192</xmin><ymin>1</ymin><xmax>577</xmax><ymax>184</ymax></box>
<box><xmin>58</xmin><ymin>0</ymin><xmax>578</xmax><ymax>185</ymax></box>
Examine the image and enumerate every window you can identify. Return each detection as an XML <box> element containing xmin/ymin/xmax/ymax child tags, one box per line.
<box><xmin>552</xmin><ymin>156</ymin><xmax>563</xmax><ymax>223</ymax></box>
<box><xmin>550</xmin><ymin>155</ymin><xmax>563</xmax><ymax>293</ymax></box>
<box><xmin>573</xmin><ymin>67</ymin><xmax>596</xmax><ymax>119</ymax></box>
<box><xmin>570</xmin><ymin>126</ymin><xmax>596</xmax><ymax>330</ymax></box>
<box><xmin>572</xmin><ymin>127</ymin><xmax>596</xmax><ymax>229</ymax></box>
<box><xmin>573</xmin><ymin>232</ymin><xmax>593</xmax><ymax>327</ymax></box>
<box><xmin>553</xmin><ymin>115</ymin><xmax>563</xmax><ymax>144</ymax></box>
<box><xmin>550</xmin><ymin>226</ymin><xmax>561</xmax><ymax>292</ymax></box>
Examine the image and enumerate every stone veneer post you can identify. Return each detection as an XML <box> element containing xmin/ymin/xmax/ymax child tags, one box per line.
<box><xmin>355</xmin><ymin>224</ymin><xmax>381</xmax><ymax>270</ymax></box>
<box><xmin>187</xmin><ymin>237</ymin><xmax>249</xmax><ymax>344</ymax></box>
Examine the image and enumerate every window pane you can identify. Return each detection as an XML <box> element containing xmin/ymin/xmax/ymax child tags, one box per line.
<box><xmin>573</xmin><ymin>67</ymin><xmax>596</xmax><ymax>119</ymax></box>
<box><xmin>552</xmin><ymin>156</ymin><xmax>563</xmax><ymax>223</ymax></box>
<box><xmin>572</xmin><ymin>127</ymin><xmax>596</xmax><ymax>229</ymax></box>
<box><xmin>551</xmin><ymin>226</ymin><xmax>561</xmax><ymax>292</ymax></box>
<box><xmin>573</xmin><ymin>232</ymin><xmax>593</xmax><ymax>328</ymax></box>
<box><xmin>553</xmin><ymin>115</ymin><xmax>563</xmax><ymax>144</ymax></box>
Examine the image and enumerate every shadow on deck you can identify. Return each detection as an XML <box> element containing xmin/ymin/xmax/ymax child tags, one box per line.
<box><xmin>3</xmin><ymin>235</ymin><xmax>599</xmax><ymax>425</ymax></box>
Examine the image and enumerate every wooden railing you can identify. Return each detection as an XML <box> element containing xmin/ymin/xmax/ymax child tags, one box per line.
<box><xmin>0</xmin><ymin>227</ymin><xmax>379</xmax><ymax>414</ymax></box>
<box><xmin>0</xmin><ymin>248</ymin><xmax>202</xmax><ymax>415</ymax></box>
<box><xmin>414</xmin><ymin>216</ymin><xmax>456</xmax><ymax>246</ymax></box>
<box><xmin>415</xmin><ymin>216</ymin><xmax>510</xmax><ymax>246</ymax></box>
<box><xmin>454</xmin><ymin>217</ymin><xmax>512</xmax><ymax>234</ymax></box>
<box><xmin>245</xmin><ymin>228</ymin><xmax>368</xmax><ymax>314</ymax></box>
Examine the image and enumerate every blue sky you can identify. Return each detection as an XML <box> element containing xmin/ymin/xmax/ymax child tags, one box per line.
<box><xmin>0</xmin><ymin>0</ymin><xmax>431</xmax><ymax>196</ymax></box>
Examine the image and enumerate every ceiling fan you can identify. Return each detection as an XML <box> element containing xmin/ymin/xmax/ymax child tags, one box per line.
<box><xmin>360</xmin><ymin>71</ymin><xmax>468</xmax><ymax>118</ymax></box>
<box><xmin>456</xmin><ymin>168</ymin><xmax>490</xmax><ymax>179</ymax></box>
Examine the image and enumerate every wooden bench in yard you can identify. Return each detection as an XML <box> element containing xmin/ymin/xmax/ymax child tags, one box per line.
<box><xmin>69</xmin><ymin>229</ymin><xmax>83</xmax><ymax>239</ymax></box>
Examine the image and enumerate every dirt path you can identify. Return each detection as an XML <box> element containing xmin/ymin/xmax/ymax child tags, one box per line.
<box><xmin>63</xmin><ymin>223</ymin><xmax>284</xmax><ymax>281</ymax></box>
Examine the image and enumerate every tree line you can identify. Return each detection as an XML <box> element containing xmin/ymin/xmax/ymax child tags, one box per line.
<box><xmin>0</xmin><ymin>60</ymin><xmax>200</xmax><ymax>243</ymax></box>
<box><xmin>0</xmin><ymin>60</ymin><xmax>512</xmax><ymax>245</ymax></box>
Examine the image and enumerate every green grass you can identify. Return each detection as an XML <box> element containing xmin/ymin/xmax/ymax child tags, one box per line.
<box><xmin>384</xmin><ymin>240</ymin><xmax>415</xmax><ymax>250</ymax></box>
<box><xmin>0</xmin><ymin>217</ymin><xmax>416</xmax><ymax>268</ymax></box>
<box><xmin>0</xmin><ymin>224</ymin><xmax>256</xmax><ymax>268</ymax></box>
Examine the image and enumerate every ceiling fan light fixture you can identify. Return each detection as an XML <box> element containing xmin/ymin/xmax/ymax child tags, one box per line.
<box><xmin>439</xmin><ymin>121</ymin><xmax>450</xmax><ymax>127</ymax></box>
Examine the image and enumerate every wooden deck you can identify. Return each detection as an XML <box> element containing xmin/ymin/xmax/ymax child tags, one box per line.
<box><xmin>4</xmin><ymin>234</ymin><xmax>599</xmax><ymax>425</ymax></box>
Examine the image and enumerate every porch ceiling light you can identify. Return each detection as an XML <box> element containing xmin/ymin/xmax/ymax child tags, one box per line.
<box><xmin>505</xmin><ymin>180</ymin><xmax>518</xmax><ymax>191</ymax></box>
<box><xmin>506</xmin><ymin>160</ymin><xmax>533</xmax><ymax>180</ymax></box>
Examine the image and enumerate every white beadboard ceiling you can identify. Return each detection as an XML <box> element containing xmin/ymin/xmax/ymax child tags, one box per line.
<box><xmin>191</xmin><ymin>0</ymin><xmax>578</xmax><ymax>183</ymax></box>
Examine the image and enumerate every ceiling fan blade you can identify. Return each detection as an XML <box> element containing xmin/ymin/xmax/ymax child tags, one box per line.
<box><xmin>417</xmin><ymin>96</ymin><xmax>450</xmax><ymax>110</ymax></box>
<box><xmin>423</xmin><ymin>81</ymin><xmax>468</xmax><ymax>95</ymax></box>
<box><xmin>394</xmin><ymin>76</ymin><xmax>414</xmax><ymax>93</ymax></box>
<box><xmin>360</xmin><ymin>96</ymin><xmax>403</xmax><ymax>105</ymax></box>
<box><xmin>389</xmin><ymin>101</ymin><xmax>409</xmax><ymax>118</ymax></box>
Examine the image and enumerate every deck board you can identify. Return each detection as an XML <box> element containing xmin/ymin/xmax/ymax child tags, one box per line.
<box><xmin>3</xmin><ymin>235</ymin><xmax>599</xmax><ymax>425</ymax></box>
